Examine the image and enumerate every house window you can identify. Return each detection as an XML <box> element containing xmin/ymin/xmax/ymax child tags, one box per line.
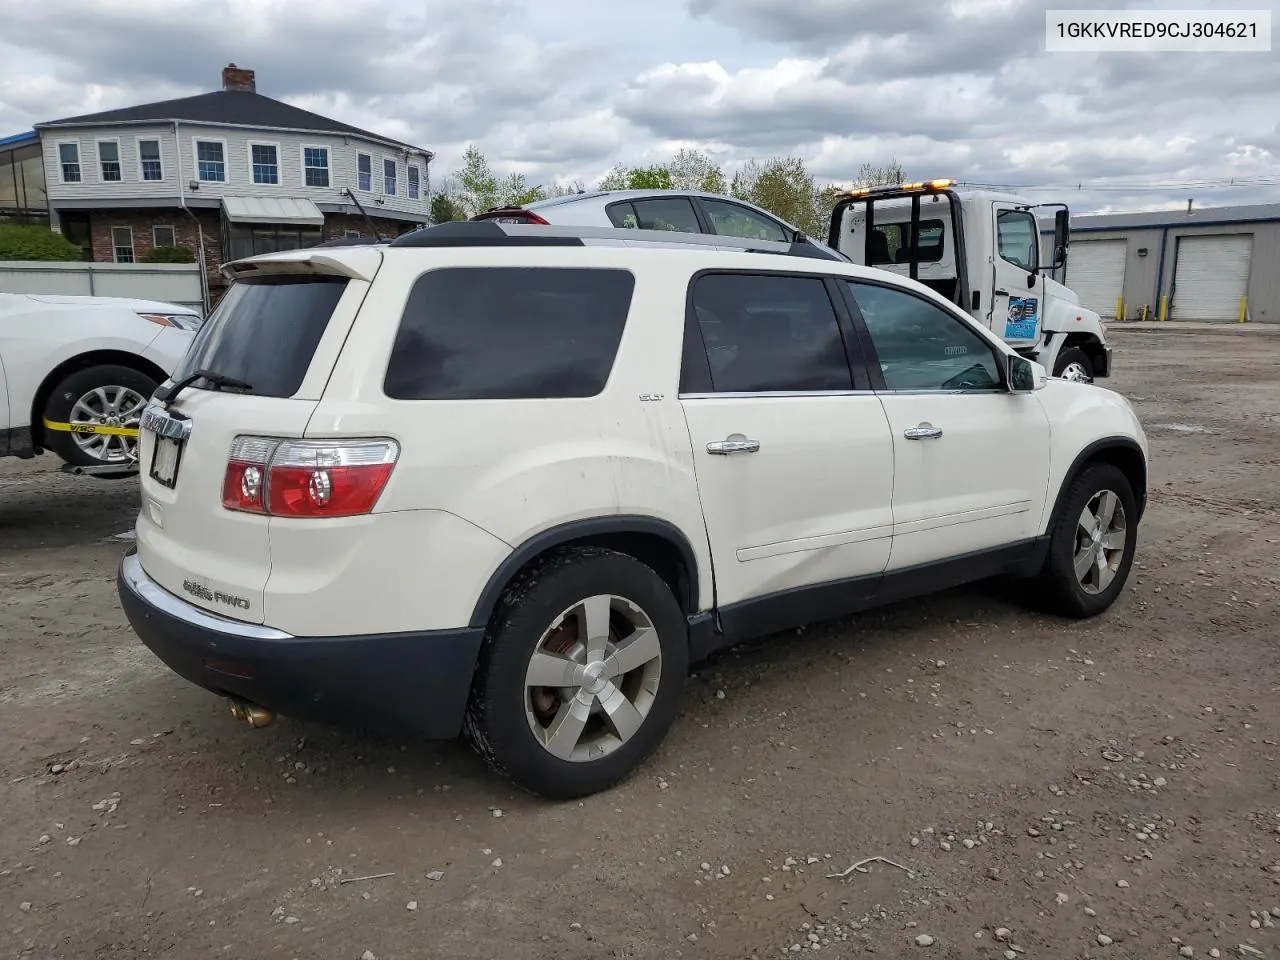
<box><xmin>250</xmin><ymin>143</ymin><xmax>279</xmax><ymax>185</ymax></box>
<box><xmin>383</xmin><ymin>158</ymin><xmax>397</xmax><ymax>196</ymax></box>
<box><xmin>153</xmin><ymin>225</ymin><xmax>176</xmax><ymax>248</ymax></box>
<box><xmin>138</xmin><ymin>139</ymin><xmax>163</xmax><ymax>181</ymax></box>
<box><xmin>303</xmin><ymin>146</ymin><xmax>330</xmax><ymax>187</ymax></box>
<box><xmin>112</xmin><ymin>226</ymin><xmax>135</xmax><ymax>263</ymax></box>
<box><xmin>357</xmin><ymin>153</ymin><xmax>372</xmax><ymax>191</ymax></box>
<box><xmin>407</xmin><ymin>164</ymin><xmax>420</xmax><ymax>200</ymax></box>
<box><xmin>59</xmin><ymin>142</ymin><xmax>81</xmax><ymax>183</ymax></box>
<box><xmin>98</xmin><ymin>141</ymin><xmax>122</xmax><ymax>182</ymax></box>
<box><xmin>196</xmin><ymin>140</ymin><xmax>226</xmax><ymax>182</ymax></box>
<box><xmin>344</xmin><ymin>230</ymin><xmax>361</xmax><ymax>239</ymax></box>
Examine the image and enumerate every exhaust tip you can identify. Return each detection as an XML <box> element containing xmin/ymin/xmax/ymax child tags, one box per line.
<box><xmin>228</xmin><ymin>699</ymin><xmax>276</xmax><ymax>728</ymax></box>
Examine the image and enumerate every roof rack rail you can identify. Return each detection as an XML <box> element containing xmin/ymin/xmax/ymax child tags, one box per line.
<box><xmin>386</xmin><ymin>219</ymin><xmax>846</xmax><ymax>261</ymax></box>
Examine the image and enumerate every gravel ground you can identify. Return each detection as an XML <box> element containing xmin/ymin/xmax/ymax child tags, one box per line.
<box><xmin>2</xmin><ymin>323</ymin><xmax>1279</xmax><ymax>960</ymax></box>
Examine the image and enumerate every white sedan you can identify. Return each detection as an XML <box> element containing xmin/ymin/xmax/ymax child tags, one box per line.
<box><xmin>1</xmin><ymin>293</ymin><xmax>199</xmax><ymax>476</ymax></box>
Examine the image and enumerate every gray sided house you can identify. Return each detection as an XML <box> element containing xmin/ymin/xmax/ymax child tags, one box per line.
<box><xmin>24</xmin><ymin>64</ymin><xmax>433</xmax><ymax>306</ymax></box>
<box><xmin>1043</xmin><ymin>202</ymin><xmax>1280</xmax><ymax>323</ymax></box>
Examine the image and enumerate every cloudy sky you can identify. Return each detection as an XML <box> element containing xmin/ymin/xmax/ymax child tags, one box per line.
<box><xmin>1</xmin><ymin>0</ymin><xmax>1276</xmax><ymax>214</ymax></box>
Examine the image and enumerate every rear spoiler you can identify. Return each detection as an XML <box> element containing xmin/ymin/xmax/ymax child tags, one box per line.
<box><xmin>220</xmin><ymin>247</ymin><xmax>383</xmax><ymax>284</ymax></box>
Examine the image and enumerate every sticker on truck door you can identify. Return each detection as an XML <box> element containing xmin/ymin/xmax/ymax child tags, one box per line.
<box><xmin>1004</xmin><ymin>296</ymin><xmax>1040</xmax><ymax>340</ymax></box>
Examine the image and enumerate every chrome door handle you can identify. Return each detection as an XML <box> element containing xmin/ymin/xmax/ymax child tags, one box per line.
<box><xmin>904</xmin><ymin>423</ymin><xmax>943</xmax><ymax>440</ymax></box>
<box><xmin>707</xmin><ymin>437</ymin><xmax>761</xmax><ymax>455</ymax></box>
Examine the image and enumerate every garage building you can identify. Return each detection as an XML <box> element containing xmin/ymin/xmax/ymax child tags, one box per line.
<box><xmin>1044</xmin><ymin>202</ymin><xmax>1280</xmax><ymax>323</ymax></box>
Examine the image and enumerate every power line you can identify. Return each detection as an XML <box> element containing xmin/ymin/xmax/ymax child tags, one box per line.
<box><xmin>957</xmin><ymin>176</ymin><xmax>1280</xmax><ymax>193</ymax></box>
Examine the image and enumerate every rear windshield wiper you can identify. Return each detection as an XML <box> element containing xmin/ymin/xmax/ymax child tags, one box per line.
<box><xmin>156</xmin><ymin>369</ymin><xmax>254</xmax><ymax>408</ymax></box>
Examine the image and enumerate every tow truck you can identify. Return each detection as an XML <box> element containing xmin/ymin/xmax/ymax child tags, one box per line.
<box><xmin>827</xmin><ymin>178</ymin><xmax>1110</xmax><ymax>382</ymax></box>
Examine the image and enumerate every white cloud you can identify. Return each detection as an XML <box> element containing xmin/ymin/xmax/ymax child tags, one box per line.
<box><xmin>0</xmin><ymin>0</ymin><xmax>1277</xmax><ymax>213</ymax></box>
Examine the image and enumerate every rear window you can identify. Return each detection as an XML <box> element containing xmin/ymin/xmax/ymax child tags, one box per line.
<box><xmin>173</xmin><ymin>275</ymin><xmax>348</xmax><ymax>398</ymax></box>
<box><xmin>383</xmin><ymin>267</ymin><xmax>635</xmax><ymax>400</ymax></box>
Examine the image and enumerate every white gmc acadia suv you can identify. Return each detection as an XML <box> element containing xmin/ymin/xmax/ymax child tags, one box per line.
<box><xmin>117</xmin><ymin>221</ymin><xmax>1148</xmax><ymax>800</ymax></box>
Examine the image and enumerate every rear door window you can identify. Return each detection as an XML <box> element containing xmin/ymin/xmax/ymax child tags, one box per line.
<box><xmin>682</xmin><ymin>273</ymin><xmax>854</xmax><ymax>394</ymax></box>
<box><xmin>384</xmin><ymin>267</ymin><xmax>635</xmax><ymax>400</ymax></box>
<box><xmin>628</xmin><ymin>198</ymin><xmax>702</xmax><ymax>233</ymax></box>
<box><xmin>173</xmin><ymin>275</ymin><xmax>348</xmax><ymax>398</ymax></box>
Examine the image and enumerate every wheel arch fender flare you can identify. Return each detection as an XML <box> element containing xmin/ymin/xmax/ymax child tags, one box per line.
<box><xmin>468</xmin><ymin>515</ymin><xmax>703</xmax><ymax>630</ymax></box>
<box><xmin>30</xmin><ymin>349</ymin><xmax>168</xmax><ymax>450</ymax></box>
<box><xmin>1045</xmin><ymin>437</ymin><xmax>1148</xmax><ymax>534</ymax></box>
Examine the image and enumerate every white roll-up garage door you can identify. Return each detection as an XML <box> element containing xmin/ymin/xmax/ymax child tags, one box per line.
<box><xmin>1171</xmin><ymin>234</ymin><xmax>1253</xmax><ymax>321</ymax></box>
<box><xmin>1065</xmin><ymin>239</ymin><xmax>1127</xmax><ymax>319</ymax></box>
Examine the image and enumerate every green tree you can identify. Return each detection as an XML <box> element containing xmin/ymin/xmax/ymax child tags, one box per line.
<box><xmin>498</xmin><ymin>171</ymin><xmax>545</xmax><ymax>207</ymax></box>
<box><xmin>598</xmin><ymin>163</ymin><xmax>672</xmax><ymax>191</ymax></box>
<box><xmin>430</xmin><ymin>191</ymin><xmax>465</xmax><ymax>224</ymax></box>
<box><xmin>0</xmin><ymin>224</ymin><xmax>83</xmax><ymax>261</ymax></box>
<box><xmin>544</xmin><ymin>180</ymin><xmax>587</xmax><ymax>198</ymax></box>
<box><xmin>454</xmin><ymin>145</ymin><xmax>500</xmax><ymax>217</ymax></box>
<box><xmin>667</xmin><ymin>148</ymin><xmax>726</xmax><ymax>193</ymax></box>
<box><xmin>731</xmin><ymin>156</ymin><xmax>823</xmax><ymax>236</ymax></box>
<box><xmin>855</xmin><ymin>157</ymin><xmax>905</xmax><ymax>187</ymax></box>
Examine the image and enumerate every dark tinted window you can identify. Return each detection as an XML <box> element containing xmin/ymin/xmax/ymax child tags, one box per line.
<box><xmin>173</xmin><ymin>275</ymin><xmax>347</xmax><ymax>398</ymax></box>
<box><xmin>686</xmin><ymin>274</ymin><xmax>852</xmax><ymax>394</ymax></box>
<box><xmin>384</xmin><ymin>267</ymin><xmax>635</xmax><ymax>400</ymax></box>
<box><xmin>847</xmin><ymin>281</ymin><xmax>1001</xmax><ymax>392</ymax></box>
<box><xmin>700</xmin><ymin>199</ymin><xmax>788</xmax><ymax>243</ymax></box>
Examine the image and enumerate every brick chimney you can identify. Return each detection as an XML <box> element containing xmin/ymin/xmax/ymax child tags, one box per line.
<box><xmin>221</xmin><ymin>63</ymin><xmax>256</xmax><ymax>93</ymax></box>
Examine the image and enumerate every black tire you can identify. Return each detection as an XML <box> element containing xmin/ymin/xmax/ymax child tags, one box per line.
<box><xmin>42</xmin><ymin>364</ymin><xmax>157</xmax><ymax>468</ymax></box>
<box><xmin>464</xmin><ymin>547</ymin><xmax>689</xmax><ymax>800</ymax></box>
<box><xmin>1053</xmin><ymin>347</ymin><xmax>1094</xmax><ymax>382</ymax></box>
<box><xmin>1036</xmin><ymin>463</ymin><xmax>1138</xmax><ymax>618</ymax></box>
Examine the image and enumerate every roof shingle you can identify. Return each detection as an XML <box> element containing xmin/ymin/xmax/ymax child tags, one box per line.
<box><xmin>36</xmin><ymin>89</ymin><xmax>430</xmax><ymax>156</ymax></box>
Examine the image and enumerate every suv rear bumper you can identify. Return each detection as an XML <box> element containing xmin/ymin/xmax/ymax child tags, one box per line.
<box><xmin>117</xmin><ymin>549</ymin><xmax>484</xmax><ymax>739</ymax></box>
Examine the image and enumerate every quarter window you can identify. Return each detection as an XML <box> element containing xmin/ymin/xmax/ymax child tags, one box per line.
<box><xmin>384</xmin><ymin>267</ymin><xmax>636</xmax><ymax>400</ymax></box>
<box><xmin>59</xmin><ymin>142</ymin><xmax>81</xmax><ymax>183</ymax></box>
<box><xmin>996</xmin><ymin>209</ymin><xmax>1038</xmax><ymax>272</ymax></box>
<box><xmin>139</xmin><ymin>139</ymin><xmax>163</xmax><ymax>181</ymax></box>
<box><xmin>251</xmin><ymin>144</ymin><xmax>279</xmax><ymax>185</ymax></box>
<box><xmin>196</xmin><ymin>141</ymin><xmax>226</xmax><ymax>182</ymax></box>
<box><xmin>684</xmin><ymin>274</ymin><xmax>853</xmax><ymax>394</ymax></box>
<box><xmin>847</xmin><ymin>281</ymin><xmax>1002</xmax><ymax>392</ymax></box>
<box><xmin>98</xmin><ymin>141</ymin><xmax>121</xmax><ymax>182</ymax></box>
<box><xmin>700</xmin><ymin>199</ymin><xmax>788</xmax><ymax>243</ymax></box>
<box><xmin>303</xmin><ymin>147</ymin><xmax>330</xmax><ymax>187</ymax></box>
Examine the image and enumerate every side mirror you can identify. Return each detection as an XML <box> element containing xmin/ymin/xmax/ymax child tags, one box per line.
<box><xmin>1052</xmin><ymin>208</ymin><xmax>1069</xmax><ymax>269</ymax></box>
<box><xmin>1008</xmin><ymin>355</ymin><xmax>1047</xmax><ymax>394</ymax></box>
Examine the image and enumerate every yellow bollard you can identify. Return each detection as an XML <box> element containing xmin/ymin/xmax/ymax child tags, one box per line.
<box><xmin>1158</xmin><ymin>295</ymin><xmax>1168</xmax><ymax>322</ymax></box>
<box><xmin>1238</xmin><ymin>296</ymin><xmax>1248</xmax><ymax>323</ymax></box>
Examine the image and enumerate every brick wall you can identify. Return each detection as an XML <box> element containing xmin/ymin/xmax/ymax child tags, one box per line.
<box><xmin>84</xmin><ymin>207</ymin><xmax>420</xmax><ymax>310</ymax></box>
<box><xmin>88</xmin><ymin>208</ymin><xmax>222</xmax><ymax>295</ymax></box>
<box><xmin>323</xmin><ymin>212</ymin><xmax>421</xmax><ymax>241</ymax></box>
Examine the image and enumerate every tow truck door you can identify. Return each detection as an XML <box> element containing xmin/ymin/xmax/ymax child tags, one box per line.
<box><xmin>989</xmin><ymin>202</ymin><xmax>1046</xmax><ymax>348</ymax></box>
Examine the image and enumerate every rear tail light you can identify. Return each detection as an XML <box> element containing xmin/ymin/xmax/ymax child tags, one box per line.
<box><xmin>222</xmin><ymin>437</ymin><xmax>399</xmax><ymax>518</ymax></box>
